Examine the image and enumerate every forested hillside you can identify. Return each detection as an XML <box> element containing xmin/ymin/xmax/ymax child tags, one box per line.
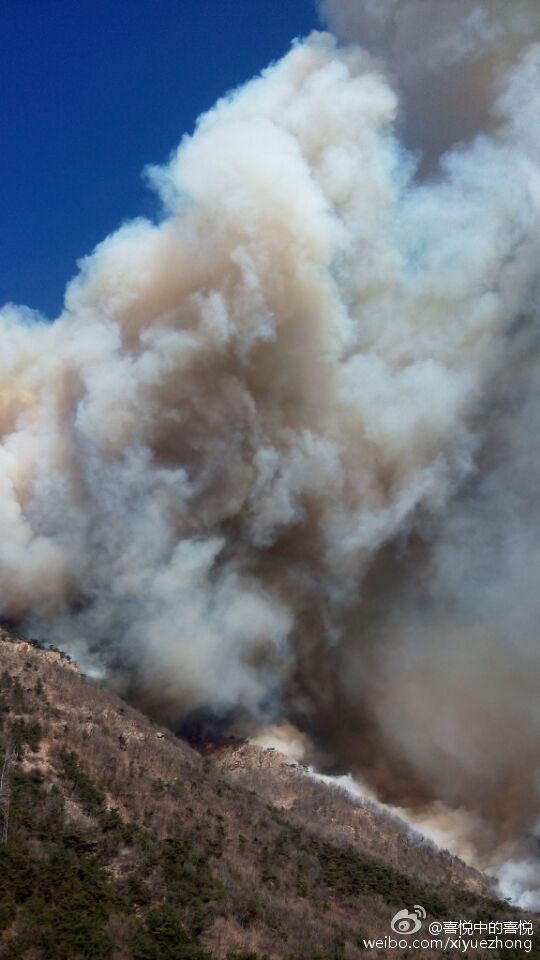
<box><xmin>0</xmin><ymin>630</ymin><xmax>533</xmax><ymax>960</ymax></box>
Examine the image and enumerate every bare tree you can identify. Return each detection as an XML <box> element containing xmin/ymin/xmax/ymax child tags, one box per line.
<box><xmin>0</xmin><ymin>744</ymin><xmax>14</xmax><ymax>844</ymax></box>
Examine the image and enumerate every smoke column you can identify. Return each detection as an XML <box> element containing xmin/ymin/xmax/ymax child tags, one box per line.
<box><xmin>321</xmin><ymin>0</ymin><xmax>540</xmax><ymax>165</ymax></box>
<box><xmin>1</xmin><ymin>0</ymin><xmax>540</xmax><ymax>904</ymax></box>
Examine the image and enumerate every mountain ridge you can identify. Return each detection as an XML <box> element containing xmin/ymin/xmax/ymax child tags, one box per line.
<box><xmin>0</xmin><ymin>627</ymin><xmax>534</xmax><ymax>960</ymax></box>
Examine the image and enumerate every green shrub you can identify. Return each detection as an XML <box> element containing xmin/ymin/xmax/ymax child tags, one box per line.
<box><xmin>313</xmin><ymin>838</ymin><xmax>446</xmax><ymax>915</ymax></box>
<box><xmin>59</xmin><ymin>750</ymin><xmax>105</xmax><ymax>816</ymax></box>
<box><xmin>131</xmin><ymin>905</ymin><xmax>210</xmax><ymax>960</ymax></box>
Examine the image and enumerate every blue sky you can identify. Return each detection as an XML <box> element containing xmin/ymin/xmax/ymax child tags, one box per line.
<box><xmin>1</xmin><ymin>0</ymin><xmax>319</xmax><ymax>318</ymax></box>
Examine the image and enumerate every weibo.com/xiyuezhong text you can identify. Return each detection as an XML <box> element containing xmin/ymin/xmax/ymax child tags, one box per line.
<box><xmin>361</xmin><ymin>906</ymin><xmax>536</xmax><ymax>953</ymax></box>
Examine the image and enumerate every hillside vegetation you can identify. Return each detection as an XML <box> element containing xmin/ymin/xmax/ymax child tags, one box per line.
<box><xmin>0</xmin><ymin>629</ymin><xmax>535</xmax><ymax>960</ymax></box>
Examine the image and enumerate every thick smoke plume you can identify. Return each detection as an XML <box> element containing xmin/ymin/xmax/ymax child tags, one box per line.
<box><xmin>1</xmin><ymin>0</ymin><xmax>540</xmax><ymax>903</ymax></box>
<box><xmin>321</xmin><ymin>0</ymin><xmax>540</xmax><ymax>164</ymax></box>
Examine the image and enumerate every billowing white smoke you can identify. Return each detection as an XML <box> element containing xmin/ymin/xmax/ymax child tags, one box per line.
<box><xmin>1</xmin><ymin>1</ymin><xmax>540</xmax><ymax>904</ymax></box>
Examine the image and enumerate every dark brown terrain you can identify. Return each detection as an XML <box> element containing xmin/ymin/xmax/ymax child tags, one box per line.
<box><xmin>0</xmin><ymin>627</ymin><xmax>535</xmax><ymax>959</ymax></box>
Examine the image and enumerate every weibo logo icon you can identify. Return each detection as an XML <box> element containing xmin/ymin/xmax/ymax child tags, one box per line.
<box><xmin>390</xmin><ymin>905</ymin><xmax>427</xmax><ymax>935</ymax></box>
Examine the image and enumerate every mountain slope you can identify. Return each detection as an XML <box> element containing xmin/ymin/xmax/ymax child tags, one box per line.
<box><xmin>0</xmin><ymin>628</ymin><xmax>533</xmax><ymax>960</ymax></box>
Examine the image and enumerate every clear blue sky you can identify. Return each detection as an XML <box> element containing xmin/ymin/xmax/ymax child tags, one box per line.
<box><xmin>1</xmin><ymin>0</ymin><xmax>319</xmax><ymax>318</ymax></box>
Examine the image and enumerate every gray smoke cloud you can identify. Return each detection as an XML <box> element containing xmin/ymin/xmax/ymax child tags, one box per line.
<box><xmin>1</xmin><ymin>2</ymin><xmax>540</xmax><ymax>904</ymax></box>
<box><xmin>320</xmin><ymin>0</ymin><xmax>540</xmax><ymax>165</ymax></box>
